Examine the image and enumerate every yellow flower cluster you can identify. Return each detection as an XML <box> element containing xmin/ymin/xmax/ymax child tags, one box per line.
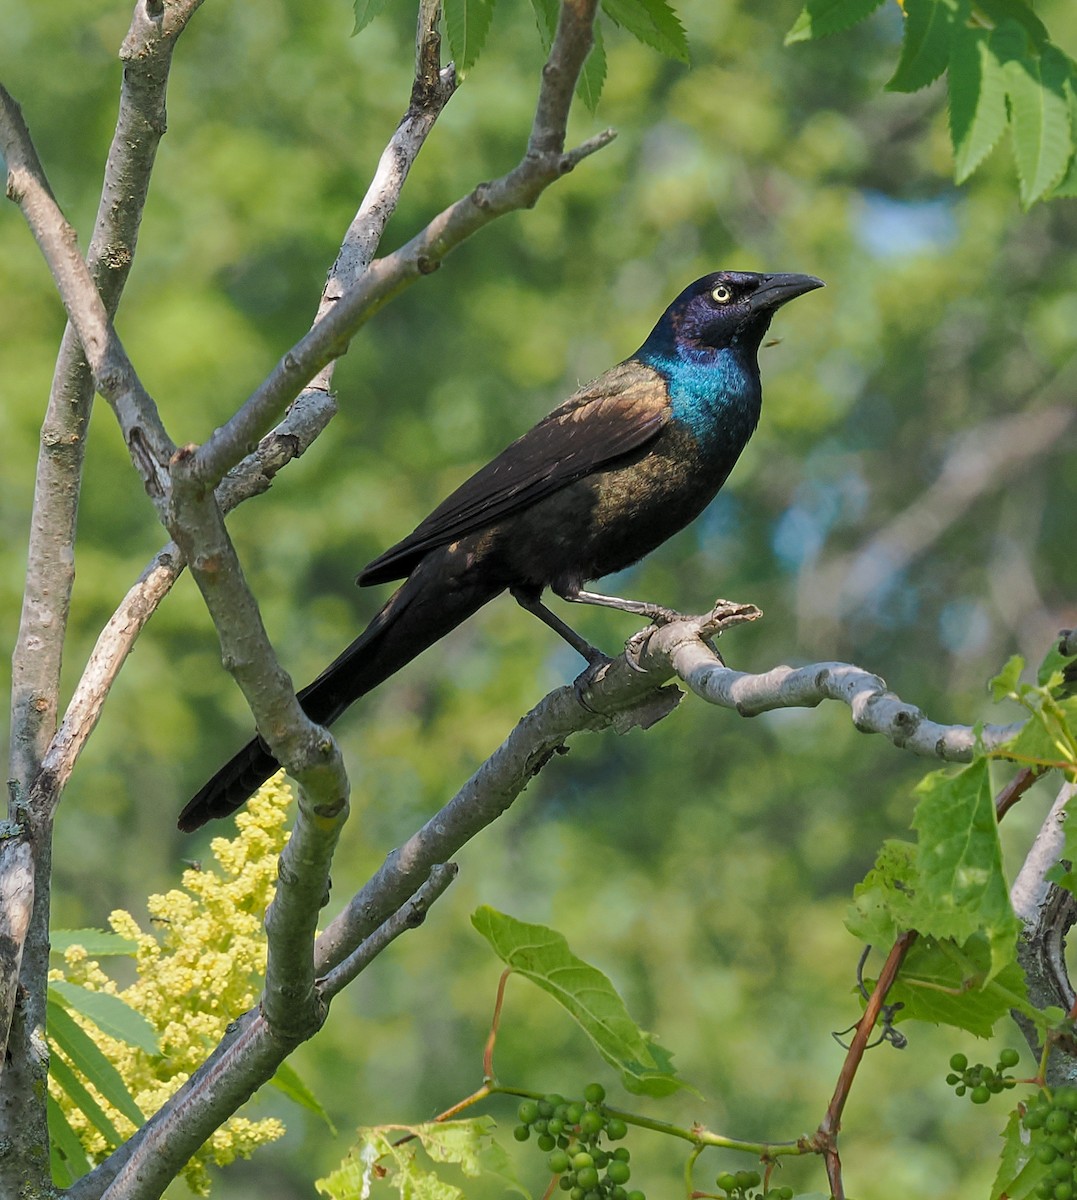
<box><xmin>50</xmin><ymin>776</ymin><xmax>295</xmax><ymax>1194</ymax></box>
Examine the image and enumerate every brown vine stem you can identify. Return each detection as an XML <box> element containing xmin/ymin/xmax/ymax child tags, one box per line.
<box><xmin>483</xmin><ymin>968</ymin><xmax>513</xmax><ymax>1081</ymax></box>
<box><xmin>815</xmin><ymin>930</ymin><xmax>919</xmax><ymax>1199</ymax></box>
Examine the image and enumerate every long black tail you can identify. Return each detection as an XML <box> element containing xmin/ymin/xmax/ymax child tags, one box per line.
<box><xmin>178</xmin><ymin>559</ymin><xmax>504</xmax><ymax>831</ymax></box>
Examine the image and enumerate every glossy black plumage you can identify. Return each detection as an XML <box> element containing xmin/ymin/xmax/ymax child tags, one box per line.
<box><xmin>178</xmin><ymin>270</ymin><xmax>822</xmax><ymax>831</ymax></box>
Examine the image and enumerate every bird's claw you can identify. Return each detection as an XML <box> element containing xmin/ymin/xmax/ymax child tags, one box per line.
<box><xmin>573</xmin><ymin>653</ymin><xmax>614</xmax><ymax>710</ymax></box>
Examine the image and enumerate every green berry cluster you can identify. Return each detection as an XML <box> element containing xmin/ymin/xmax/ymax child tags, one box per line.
<box><xmin>945</xmin><ymin>1049</ymin><xmax>1020</xmax><ymax>1103</ymax></box>
<box><xmin>1022</xmin><ymin>1086</ymin><xmax>1077</xmax><ymax>1200</ymax></box>
<box><xmin>715</xmin><ymin>1168</ymin><xmax>791</xmax><ymax>1198</ymax></box>
<box><xmin>513</xmin><ymin>1084</ymin><xmax>640</xmax><ymax>1200</ymax></box>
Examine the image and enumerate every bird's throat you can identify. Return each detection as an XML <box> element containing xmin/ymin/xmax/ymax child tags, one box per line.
<box><xmin>643</xmin><ymin>344</ymin><xmax>762</xmax><ymax>452</ymax></box>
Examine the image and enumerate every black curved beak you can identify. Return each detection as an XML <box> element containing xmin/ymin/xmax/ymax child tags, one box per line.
<box><xmin>749</xmin><ymin>273</ymin><xmax>825</xmax><ymax>313</ymax></box>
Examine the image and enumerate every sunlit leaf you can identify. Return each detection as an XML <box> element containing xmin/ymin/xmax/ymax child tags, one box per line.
<box><xmin>576</xmin><ymin>21</ymin><xmax>608</xmax><ymax>113</ymax></box>
<box><xmin>353</xmin><ymin>0</ymin><xmax>395</xmax><ymax>36</ymax></box>
<box><xmin>444</xmin><ymin>0</ymin><xmax>496</xmax><ymax>72</ymax></box>
<box><xmin>47</xmin><ymin>995</ymin><xmax>146</xmax><ymax>1127</ymax></box>
<box><xmin>785</xmin><ymin>0</ymin><xmax>885</xmax><ymax>45</ymax></box>
<box><xmin>601</xmin><ymin>0</ymin><xmax>688</xmax><ymax>63</ymax></box>
<box><xmin>50</xmin><ymin>980</ymin><xmax>159</xmax><ymax>1056</ymax></box>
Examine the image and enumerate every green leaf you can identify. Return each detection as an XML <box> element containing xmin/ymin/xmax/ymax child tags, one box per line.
<box><xmin>1005</xmin><ymin>695</ymin><xmax>1077</xmax><ymax>770</ymax></box>
<box><xmin>50</xmin><ymin>929</ymin><xmax>138</xmax><ymax>958</ymax></box>
<box><xmin>471</xmin><ymin>907</ymin><xmax>683</xmax><ymax>1096</ymax></box>
<box><xmin>1047</xmin><ymin>63</ymin><xmax>1077</xmax><ymax>198</ymax></box>
<box><xmin>974</xmin><ymin>0</ymin><xmax>1049</xmax><ymax>50</ymax></box>
<box><xmin>576</xmin><ymin>20</ymin><xmax>608</xmax><ymax>113</ymax></box>
<box><xmin>912</xmin><ymin>760</ymin><xmax>1020</xmax><ymax>980</ymax></box>
<box><xmin>845</xmin><ymin>839</ymin><xmax>920</xmax><ymax>945</ymax></box>
<box><xmin>50</xmin><ymin>980</ymin><xmax>159</xmax><ymax>1056</ymax></box>
<box><xmin>885</xmin><ymin>934</ymin><xmax>1029</xmax><ymax>1036</ymax></box>
<box><xmin>352</xmin><ymin>0</ymin><xmax>395</xmax><ymax>36</ymax></box>
<box><xmin>992</xmin><ymin>1105</ymin><xmax>1050</xmax><ymax>1200</ymax></box>
<box><xmin>49</xmin><ymin>1049</ymin><xmax>124</xmax><ymax>1148</ymax></box>
<box><xmin>443</xmin><ymin>0</ymin><xmax>496</xmax><ymax>73</ymax></box>
<box><xmin>888</xmin><ymin>0</ymin><xmax>966</xmax><ymax>93</ymax></box>
<box><xmin>989</xmin><ymin>654</ymin><xmax>1025</xmax><ymax>702</ymax></box>
<box><xmin>270</xmin><ymin>1062</ymin><xmax>336</xmax><ymax>1133</ymax></box>
<box><xmin>47</xmin><ymin>995</ymin><xmax>146</xmax><ymax>1127</ymax></box>
<box><xmin>785</xmin><ymin>0</ymin><xmax>885</xmax><ymax>45</ymax></box>
<box><xmin>1000</xmin><ymin>38</ymin><xmax>1073</xmax><ymax>207</ymax></box>
<box><xmin>47</xmin><ymin>1094</ymin><xmax>93</xmax><ymax>1184</ymax></box>
<box><xmin>316</xmin><ymin>1119</ymin><xmax>528</xmax><ymax>1200</ymax></box>
<box><xmin>600</xmin><ymin>0</ymin><xmax>689</xmax><ymax>63</ymax></box>
<box><xmin>528</xmin><ymin>0</ymin><xmax>559</xmax><ymax>51</ymax></box>
<box><xmin>949</xmin><ymin>25</ymin><xmax>1009</xmax><ymax>182</ymax></box>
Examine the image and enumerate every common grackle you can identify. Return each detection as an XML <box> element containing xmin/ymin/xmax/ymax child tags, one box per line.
<box><xmin>178</xmin><ymin>270</ymin><xmax>822</xmax><ymax>831</ymax></box>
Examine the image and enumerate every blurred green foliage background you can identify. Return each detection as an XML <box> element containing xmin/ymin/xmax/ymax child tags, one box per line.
<box><xmin>2</xmin><ymin>0</ymin><xmax>1077</xmax><ymax>1195</ymax></box>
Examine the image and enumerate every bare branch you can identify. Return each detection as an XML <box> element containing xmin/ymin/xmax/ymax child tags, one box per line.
<box><xmin>191</xmin><ymin>0</ymin><xmax>611</xmax><ymax>487</ymax></box>
<box><xmin>0</xmin><ymin>84</ymin><xmax>174</xmax><ymax>499</ymax></box>
<box><xmin>320</xmin><ymin>863</ymin><xmax>459</xmax><ymax>1000</ymax></box>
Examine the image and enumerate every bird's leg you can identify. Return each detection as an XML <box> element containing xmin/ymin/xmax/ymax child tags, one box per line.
<box><xmin>558</xmin><ymin>584</ymin><xmax>684</xmax><ymax>626</ymax></box>
<box><xmin>510</xmin><ymin>587</ymin><xmax>609</xmax><ymax>665</ymax></box>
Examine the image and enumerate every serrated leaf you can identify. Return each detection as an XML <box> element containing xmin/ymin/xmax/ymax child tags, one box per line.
<box><xmin>49</xmin><ymin>1050</ymin><xmax>124</xmax><ymax>1147</ymax></box>
<box><xmin>845</xmin><ymin>839</ymin><xmax>920</xmax><ymax>945</ymax></box>
<box><xmin>47</xmin><ymin>995</ymin><xmax>146</xmax><ymax>1127</ymax></box>
<box><xmin>50</xmin><ymin>980</ymin><xmax>159</xmax><ymax>1056</ymax></box>
<box><xmin>316</xmin><ymin>1120</ymin><xmax>527</xmax><ymax>1200</ymax></box>
<box><xmin>1004</xmin><ymin>695</ymin><xmax>1077</xmax><ymax>770</ymax></box>
<box><xmin>576</xmin><ymin>20</ymin><xmax>607</xmax><ymax>112</ymax></box>
<box><xmin>1049</xmin><ymin>74</ymin><xmax>1077</xmax><ymax>197</ymax></box>
<box><xmin>50</xmin><ymin>929</ymin><xmax>138</xmax><ymax>957</ymax></box>
<box><xmin>48</xmin><ymin>1094</ymin><xmax>93</xmax><ymax>1184</ymax></box>
<box><xmin>528</xmin><ymin>0</ymin><xmax>559</xmax><ymax>51</ymax></box>
<box><xmin>992</xmin><ymin>1104</ymin><xmax>1050</xmax><ymax>1200</ymax></box>
<box><xmin>888</xmin><ymin>0</ymin><xmax>966</xmax><ymax>93</ymax></box>
<box><xmin>601</xmin><ymin>0</ymin><xmax>688</xmax><ymax>63</ymax></box>
<box><xmin>912</xmin><ymin>760</ymin><xmax>1020</xmax><ymax>980</ymax></box>
<box><xmin>974</xmin><ymin>0</ymin><xmax>1049</xmax><ymax>50</ymax></box>
<box><xmin>949</xmin><ymin>26</ymin><xmax>1009</xmax><ymax>182</ymax></box>
<box><xmin>990</xmin><ymin>654</ymin><xmax>1026</xmax><ymax>702</ymax></box>
<box><xmin>1003</xmin><ymin>41</ymin><xmax>1073</xmax><ymax>207</ymax></box>
<box><xmin>270</xmin><ymin>1061</ymin><xmax>336</xmax><ymax>1133</ymax></box>
<box><xmin>472</xmin><ymin>907</ymin><xmax>683</xmax><ymax>1096</ymax></box>
<box><xmin>443</xmin><ymin>0</ymin><xmax>495</xmax><ymax>73</ymax></box>
<box><xmin>885</xmin><ymin>934</ymin><xmax>1028</xmax><ymax>1036</ymax></box>
<box><xmin>353</xmin><ymin>0</ymin><xmax>394</xmax><ymax>36</ymax></box>
<box><xmin>785</xmin><ymin>0</ymin><xmax>885</xmax><ymax>45</ymax></box>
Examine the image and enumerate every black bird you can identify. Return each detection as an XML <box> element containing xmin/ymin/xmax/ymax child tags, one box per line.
<box><xmin>178</xmin><ymin>270</ymin><xmax>822</xmax><ymax>831</ymax></box>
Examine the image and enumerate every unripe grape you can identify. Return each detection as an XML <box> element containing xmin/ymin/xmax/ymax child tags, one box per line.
<box><xmin>549</xmin><ymin>1151</ymin><xmax>571</xmax><ymax>1175</ymax></box>
<box><xmin>999</xmin><ymin>1048</ymin><xmax>1021</xmax><ymax>1069</ymax></box>
<box><xmin>607</xmin><ymin>1160</ymin><xmax>631</xmax><ymax>1185</ymax></box>
<box><xmin>538</xmin><ymin>1100</ymin><xmax>555</xmax><ymax>1118</ymax></box>
<box><xmin>576</xmin><ymin>1167</ymin><xmax>600</xmax><ymax>1190</ymax></box>
<box><xmin>573</xmin><ymin>1153</ymin><xmax>595</xmax><ymax>1172</ymax></box>
<box><xmin>579</xmin><ymin>1110</ymin><xmax>604</xmax><ymax>1137</ymax></box>
<box><xmin>715</xmin><ymin>1173</ymin><xmax>737</xmax><ymax>1191</ymax></box>
<box><xmin>971</xmin><ymin>1085</ymin><xmax>991</xmax><ymax>1104</ymax></box>
<box><xmin>518</xmin><ymin>1101</ymin><xmax>540</xmax><ymax>1126</ymax></box>
<box><xmin>584</xmin><ymin>1083</ymin><xmax>606</xmax><ymax>1105</ymax></box>
<box><xmin>546</xmin><ymin>1094</ymin><xmax>567</xmax><ymax>1110</ymax></box>
<box><xmin>949</xmin><ymin>1053</ymin><xmax>969</xmax><ymax>1072</ymax></box>
<box><xmin>513</xmin><ymin>1124</ymin><xmax>530</xmax><ymax>1142</ymax></box>
<box><xmin>606</xmin><ymin>1117</ymin><xmax>628</xmax><ymax>1141</ymax></box>
<box><xmin>558</xmin><ymin>1177</ymin><xmax>574</xmax><ymax>1192</ymax></box>
<box><xmin>1046</xmin><ymin>1111</ymin><xmax>1071</xmax><ymax>1134</ymax></box>
<box><xmin>565</xmin><ymin>1102</ymin><xmax>584</xmax><ymax>1125</ymax></box>
<box><xmin>537</xmin><ymin>1134</ymin><xmax>556</xmax><ymax>1152</ymax></box>
<box><xmin>1054</xmin><ymin>1182</ymin><xmax>1074</xmax><ymax>1200</ymax></box>
<box><xmin>626</xmin><ymin>1191</ymin><xmax>646</xmax><ymax>1200</ymax></box>
<box><xmin>1037</xmin><ymin>1144</ymin><xmax>1059</xmax><ymax>1165</ymax></box>
<box><xmin>1057</xmin><ymin>1088</ymin><xmax>1077</xmax><ymax>1112</ymax></box>
<box><xmin>1052</xmin><ymin>1157</ymin><xmax>1073</xmax><ymax>1181</ymax></box>
<box><xmin>612</xmin><ymin>1148</ymin><xmax>631</xmax><ymax>1162</ymax></box>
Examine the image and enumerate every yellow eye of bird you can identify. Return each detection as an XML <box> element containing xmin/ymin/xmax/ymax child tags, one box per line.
<box><xmin>711</xmin><ymin>284</ymin><xmax>732</xmax><ymax>304</ymax></box>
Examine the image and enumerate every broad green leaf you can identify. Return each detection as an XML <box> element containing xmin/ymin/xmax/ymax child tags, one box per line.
<box><xmin>50</xmin><ymin>929</ymin><xmax>138</xmax><ymax>958</ymax></box>
<box><xmin>888</xmin><ymin>0</ymin><xmax>966</xmax><ymax>93</ymax></box>
<box><xmin>528</xmin><ymin>0</ymin><xmax>559</xmax><ymax>50</ymax></box>
<box><xmin>785</xmin><ymin>0</ymin><xmax>885</xmax><ymax>45</ymax></box>
<box><xmin>47</xmin><ymin>1094</ymin><xmax>93</xmax><ymax>1183</ymax></box>
<box><xmin>1004</xmin><ymin>694</ymin><xmax>1077</xmax><ymax>770</ymax></box>
<box><xmin>989</xmin><ymin>654</ymin><xmax>1025</xmax><ymax>702</ymax></box>
<box><xmin>270</xmin><ymin>1061</ymin><xmax>336</xmax><ymax>1133</ymax></box>
<box><xmin>1049</xmin><ymin>70</ymin><xmax>1077</xmax><ymax>198</ymax></box>
<box><xmin>845</xmin><ymin>839</ymin><xmax>919</xmax><ymax>945</ymax></box>
<box><xmin>576</xmin><ymin>20</ymin><xmax>608</xmax><ymax>113</ymax></box>
<box><xmin>316</xmin><ymin>1120</ymin><xmax>526</xmax><ymax>1200</ymax></box>
<box><xmin>47</xmin><ymin>995</ymin><xmax>146</xmax><ymax>1127</ymax></box>
<box><xmin>1037</xmin><ymin>640</ymin><xmax>1073</xmax><ymax>689</ymax></box>
<box><xmin>471</xmin><ymin>907</ymin><xmax>682</xmax><ymax>1095</ymax></box>
<box><xmin>443</xmin><ymin>0</ymin><xmax>496</xmax><ymax>73</ymax></box>
<box><xmin>600</xmin><ymin>0</ymin><xmax>688</xmax><ymax>63</ymax></box>
<box><xmin>49</xmin><ymin>1050</ymin><xmax>124</xmax><ymax>1147</ymax></box>
<box><xmin>884</xmin><ymin>934</ymin><xmax>1029</xmax><ymax>1036</ymax></box>
<box><xmin>352</xmin><ymin>0</ymin><xmax>394</xmax><ymax>36</ymax></box>
<box><xmin>991</xmin><ymin>1105</ymin><xmax>1050</xmax><ymax>1200</ymax></box>
<box><xmin>50</xmin><ymin>980</ymin><xmax>159</xmax><ymax>1056</ymax></box>
<box><xmin>912</xmin><ymin>760</ymin><xmax>1020</xmax><ymax>980</ymax></box>
<box><xmin>1002</xmin><ymin>40</ymin><xmax>1073</xmax><ymax>207</ymax></box>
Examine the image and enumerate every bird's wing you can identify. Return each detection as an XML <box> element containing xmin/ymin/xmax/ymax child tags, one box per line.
<box><xmin>359</xmin><ymin>360</ymin><xmax>671</xmax><ymax>585</ymax></box>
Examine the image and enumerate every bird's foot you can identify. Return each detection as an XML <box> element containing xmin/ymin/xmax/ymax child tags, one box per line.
<box><xmin>572</xmin><ymin>652</ymin><xmax>614</xmax><ymax>710</ymax></box>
